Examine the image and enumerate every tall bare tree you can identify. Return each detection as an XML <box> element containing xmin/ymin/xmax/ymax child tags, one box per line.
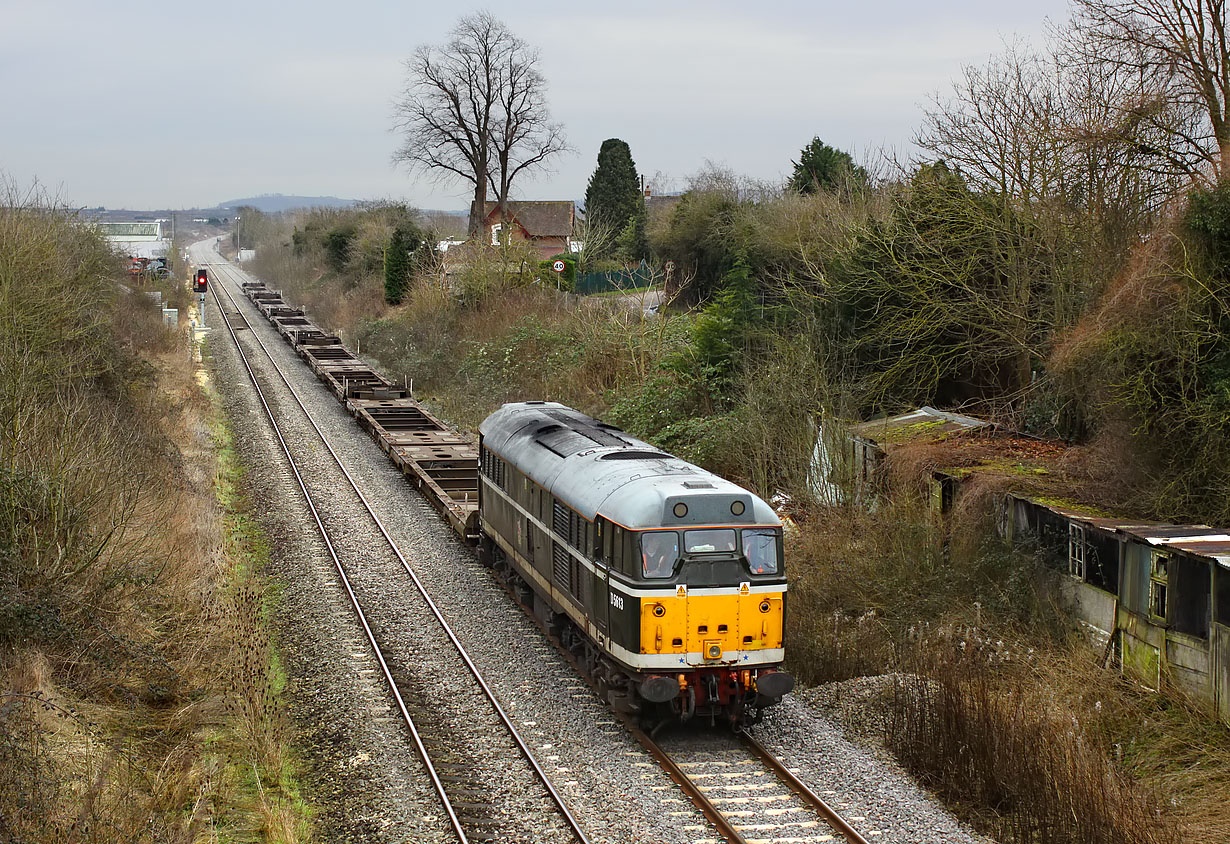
<box><xmin>393</xmin><ymin>12</ymin><xmax>566</xmax><ymax>237</ymax></box>
<box><xmin>489</xmin><ymin>43</ymin><xmax>568</xmax><ymax>226</ymax></box>
<box><xmin>917</xmin><ymin>44</ymin><xmax>1067</xmax><ymax>203</ymax></box>
<box><xmin>1069</xmin><ymin>0</ymin><xmax>1230</xmax><ymax>181</ymax></box>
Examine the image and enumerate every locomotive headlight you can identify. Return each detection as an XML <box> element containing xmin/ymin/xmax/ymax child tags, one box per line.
<box><xmin>759</xmin><ymin>600</ymin><xmax>771</xmax><ymax>613</ymax></box>
<box><xmin>706</xmin><ymin>642</ymin><xmax>722</xmax><ymax>659</ymax></box>
<box><xmin>652</xmin><ymin>603</ymin><xmax>665</xmax><ymax>617</ymax></box>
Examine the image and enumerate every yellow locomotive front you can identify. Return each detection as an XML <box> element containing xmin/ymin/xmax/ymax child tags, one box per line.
<box><xmin>612</xmin><ymin>518</ymin><xmax>793</xmax><ymax>723</ymax></box>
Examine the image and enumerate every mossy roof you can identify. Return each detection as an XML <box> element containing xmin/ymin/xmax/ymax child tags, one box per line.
<box><xmin>848</xmin><ymin>406</ymin><xmax>991</xmax><ymax>446</ymax></box>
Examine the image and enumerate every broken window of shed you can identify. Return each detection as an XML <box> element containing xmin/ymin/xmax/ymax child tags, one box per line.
<box><xmin>1068</xmin><ymin>524</ymin><xmax>1086</xmax><ymax>580</ymax></box>
<box><xmin>1170</xmin><ymin>555</ymin><xmax>1210</xmax><ymax>639</ymax></box>
<box><xmin>1084</xmin><ymin>529</ymin><xmax>1120</xmax><ymax>593</ymax></box>
<box><xmin>1149</xmin><ymin>552</ymin><xmax>1170</xmax><ymax>622</ymax></box>
<box><xmin>1216</xmin><ymin>564</ymin><xmax>1230</xmax><ymax>627</ymax></box>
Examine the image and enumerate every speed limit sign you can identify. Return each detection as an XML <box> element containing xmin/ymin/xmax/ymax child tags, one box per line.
<box><xmin>552</xmin><ymin>260</ymin><xmax>566</xmax><ymax>272</ymax></box>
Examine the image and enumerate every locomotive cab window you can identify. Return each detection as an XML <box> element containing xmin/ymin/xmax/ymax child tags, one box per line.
<box><xmin>742</xmin><ymin>528</ymin><xmax>779</xmax><ymax>575</ymax></box>
<box><xmin>642</xmin><ymin>531</ymin><xmax>680</xmax><ymax>579</ymax></box>
<box><xmin>684</xmin><ymin>528</ymin><xmax>737</xmax><ymax>554</ymax></box>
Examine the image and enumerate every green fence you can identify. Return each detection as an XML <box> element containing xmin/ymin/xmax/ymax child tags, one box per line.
<box><xmin>574</xmin><ymin>261</ymin><xmax>655</xmax><ymax>295</ymax></box>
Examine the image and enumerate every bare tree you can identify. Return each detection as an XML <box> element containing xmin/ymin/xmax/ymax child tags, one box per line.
<box><xmin>1057</xmin><ymin>29</ymin><xmax>1196</xmax><ymax>230</ymax></box>
<box><xmin>489</xmin><ymin>45</ymin><xmax>568</xmax><ymax>225</ymax></box>
<box><xmin>571</xmin><ymin>216</ymin><xmax>617</xmax><ymax>270</ymax></box>
<box><xmin>917</xmin><ymin>44</ymin><xmax>1068</xmax><ymax>203</ymax></box>
<box><xmin>393</xmin><ymin>12</ymin><xmax>567</xmax><ymax>237</ymax></box>
<box><xmin>917</xmin><ymin>36</ymin><xmax>1190</xmax><ymax>248</ymax></box>
<box><xmin>1069</xmin><ymin>0</ymin><xmax>1230</xmax><ymax>181</ymax></box>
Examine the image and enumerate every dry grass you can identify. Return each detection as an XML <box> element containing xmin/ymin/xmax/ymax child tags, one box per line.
<box><xmin>783</xmin><ymin>482</ymin><xmax>1230</xmax><ymax>844</ymax></box>
<box><xmin>0</xmin><ymin>196</ymin><xmax>309</xmax><ymax>842</ymax></box>
<box><xmin>889</xmin><ymin>641</ymin><xmax>1181</xmax><ymax>844</ymax></box>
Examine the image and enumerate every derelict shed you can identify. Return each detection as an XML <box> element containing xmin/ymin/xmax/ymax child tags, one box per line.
<box><xmin>1005</xmin><ymin>496</ymin><xmax>1145</xmax><ymax>604</ymax></box>
<box><xmin>840</xmin><ymin>406</ymin><xmax>992</xmax><ymax>505</ymax></box>
<box><xmin>1005</xmin><ymin>494</ymin><xmax>1230</xmax><ymax>723</ymax></box>
<box><xmin>1115</xmin><ymin>526</ymin><xmax>1228</xmax><ymax>705</ymax></box>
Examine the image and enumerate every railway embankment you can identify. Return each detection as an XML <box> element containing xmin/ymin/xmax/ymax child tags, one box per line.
<box><xmin>0</xmin><ymin>204</ymin><xmax>309</xmax><ymax>841</ymax></box>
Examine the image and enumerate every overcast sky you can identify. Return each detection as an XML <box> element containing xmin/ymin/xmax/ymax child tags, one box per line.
<box><xmin>2</xmin><ymin>0</ymin><xmax>1072</xmax><ymax>211</ymax></box>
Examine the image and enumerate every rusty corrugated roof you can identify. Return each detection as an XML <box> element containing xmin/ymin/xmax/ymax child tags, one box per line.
<box><xmin>1133</xmin><ymin>528</ymin><xmax>1230</xmax><ymax>567</ymax></box>
<box><xmin>1016</xmin><ymin>494</ymin><xmax>1230</xmax><ymax>568</ymax></box>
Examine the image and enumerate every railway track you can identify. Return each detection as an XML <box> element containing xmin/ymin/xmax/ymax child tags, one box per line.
<box><xmin>506</xmin><ymin>579</ymin><xmax>872</xmax><ymax>844</ymax></box>
<box><xmin>205</xmin><ymin>259</ymin><xmax>589</xmax><ymax>844</ymax></box>
<box><xmin>202</xmin><ymin>251</ymin><xmax>879</xmax><ymax>844</ymax></box>
<box><xmin>647</xmin><ymin>726</ymin><xmax>872</xmax><ymax>844</ymax></box>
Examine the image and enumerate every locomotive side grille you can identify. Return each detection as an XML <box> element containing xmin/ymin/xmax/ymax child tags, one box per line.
<box><xmin>552</xmin><ymin>541</ymin><xmax>570</xmax><ymax>591</ymax></box>
<box><xmin>552</xmin><ymin>502</ymin><xmax>569</xmax><ymax>538</ymax></box>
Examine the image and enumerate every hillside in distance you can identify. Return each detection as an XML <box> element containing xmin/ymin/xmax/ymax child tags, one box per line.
<box><xmin>218</xmin><ymin>194</ymin><xmax>358</xmax><ymax>213</ymax></box>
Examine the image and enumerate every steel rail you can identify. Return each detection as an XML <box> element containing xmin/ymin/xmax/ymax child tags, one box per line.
<box><xmin>205</xmin><ymin>256</ymin><xmax>591</xmax><ymax>844</ymax></box>
<box><xmin>503</xmin><ymin>580</ymin><xmax>870</xmax><ymax>844</ymax></box>
<box><xmin>622</xmin><ymin>721</ymin><xmax>749</xmax><ymax>844</ymax></box>
<box><xmin>203</xmin><ymin>265</ymin><xmax>469</xmax><ymax>843</ymax></box>
<box><xmin>739</xmin><ymin>729</ymin><xmax>871</xmax><ymax>844</ymax></box>
<box><xmin>482</xmin><ymin>566</ymin><xmax>749</xmax><ymax>844</ymax></box>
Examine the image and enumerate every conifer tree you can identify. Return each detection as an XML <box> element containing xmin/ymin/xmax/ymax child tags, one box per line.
<box><xmin>615</xmin><ymin>207</ymin><xmax>649</xmax><ymax>263</ymax></box>
<box><xmin>584</xmin><ymin>139</ymin><xmax>644</xmax><ymax>237</ymax></box>
<box><xmin>788</xmin><ymin>137</ymin><xmax>867</xmax><ymax>194</ymax></box>
<box><xmin>383</xmin><ymin>224</ymin><xmax>420</xmax><ymax>305</ymax></box>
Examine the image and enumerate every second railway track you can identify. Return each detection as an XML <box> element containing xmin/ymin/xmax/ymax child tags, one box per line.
<box><xmin>207</xmin><ymin>259</ymin><xmax>589</xmax><ymax>844</ymax></box>
<box><xmin>200</xmin><ymin>248</ymin><xmax>896</xmax><ymax>844</ymax></box>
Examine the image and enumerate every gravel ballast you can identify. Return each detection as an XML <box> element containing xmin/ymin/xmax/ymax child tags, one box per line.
<box><xmin>197</xmin><ymin>241</ymin><xmax>997</xmax><ymax>844</ymax></box>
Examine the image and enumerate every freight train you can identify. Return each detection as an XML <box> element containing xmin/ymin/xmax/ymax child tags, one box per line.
<box><xmin>232</xmin><ymin>272</ymin><xmax>793</xmax><ymax>726</ymax></box>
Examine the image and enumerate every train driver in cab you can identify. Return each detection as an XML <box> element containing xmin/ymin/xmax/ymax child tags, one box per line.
<box><xmin>642</xmin><ymin>531</ymin><xmax>678</xmax><ymax>579</ymax></box>
<box><xmin>743</xmin><ymin>528</ymin><xmax>779</xmax><ymax>575</ymax></box>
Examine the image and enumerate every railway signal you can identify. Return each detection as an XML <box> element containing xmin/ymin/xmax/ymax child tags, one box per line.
<box><xmin>193</xmin><ymin>268</ymin><xmax>209</xmax><ymax>293</ymax></box>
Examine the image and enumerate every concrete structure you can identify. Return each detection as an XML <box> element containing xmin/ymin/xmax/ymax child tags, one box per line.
<box><xmin>95</xmin><ymin>220</ymin><xmax>170</xmax><ymax>259</ymax></box>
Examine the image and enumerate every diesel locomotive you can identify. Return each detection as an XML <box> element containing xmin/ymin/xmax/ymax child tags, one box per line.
<box><xmin>478</xmin><ymin>401</ymin><xmax>794</xmax><ymax>726</ymax></box>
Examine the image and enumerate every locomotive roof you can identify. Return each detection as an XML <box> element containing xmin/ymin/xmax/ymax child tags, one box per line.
<box><xmin>480</xmin><ymin>402</ymin><xmax>779</xmax><ymax>529</ymax></box>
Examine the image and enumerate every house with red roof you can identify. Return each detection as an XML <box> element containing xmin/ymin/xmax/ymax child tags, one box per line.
<box><xmin>482</xmin><ymin>201</ymin><xmax>576</xmax><ymax>260</ymax></box>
